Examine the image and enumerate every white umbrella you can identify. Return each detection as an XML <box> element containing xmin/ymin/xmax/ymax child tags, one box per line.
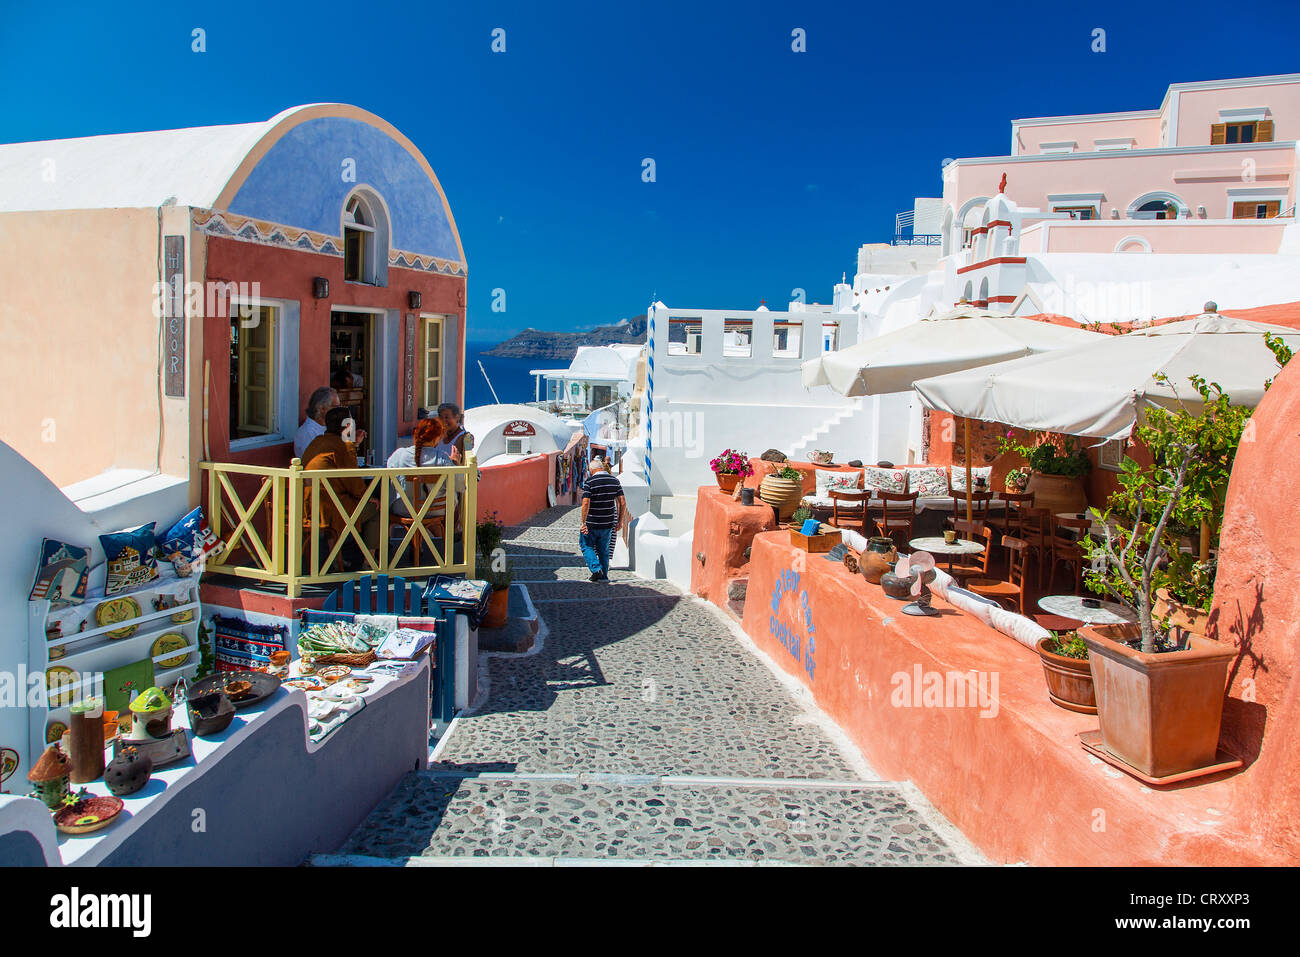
<box><xmin>912</xmin><ymin>310</ymin><xmax>1300</xmax><ymax>442</ymax></box>
<box><xmin>801</xmin><ymin>308</ymin><xmax>1104</xmax><ymax>520</ymax></box>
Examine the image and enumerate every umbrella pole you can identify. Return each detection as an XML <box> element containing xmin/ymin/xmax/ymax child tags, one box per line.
<box><xmin>964</xmin><ymin>418</ymin><xmax>973</xmax><ymax>525</ymax></box>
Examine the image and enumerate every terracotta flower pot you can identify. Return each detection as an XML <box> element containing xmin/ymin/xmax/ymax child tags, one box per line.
<box><xmin>715</xmin><ymin>472</ymin><xmax>741</xmax><ymax>493</ymax></box>
<box><xmin>1154</xmin><ymin>588</ymin><xmax>1210</xmax><ymax>639</ymax></box>
<box><xmin>1081</xmin><ymin>628</ymin><xmax>1235</xmax><ymax>778</ymax></box>
<box><xmin>481</xmin><ymin>586</ymin><xmax>510</xmax><ymax>629</ymax></box>
<box><xmin>1025</xmin><ymin>472</ymin><xmax>1087</xmax><ymax>515</ymax></box>
<box><xmin>1035</xmin><ymin>638</ymin><xmax>1096</xmax><ymax>714</ymax></box>
<box><xmin>860</xmin><ymin>551</ymin><xmax>892</xmax><ymax>584</ymax></box>
<box><xmin>758</xmin><ymin>475</ymin><xmax>803</xmax><ymax>520</ymax></box>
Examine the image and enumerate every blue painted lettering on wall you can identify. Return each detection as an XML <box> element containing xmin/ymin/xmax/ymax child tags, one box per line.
<box><xmin>769</xmin><ymin>567</ymin><xmax>816</xmax><ymax>681</ymax></box>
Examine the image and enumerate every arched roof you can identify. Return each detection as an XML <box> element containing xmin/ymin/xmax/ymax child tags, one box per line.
<box><xmin>0</xmin><ymin>104</ymin><xmax>464</xmax><ymax>265</ymax></box>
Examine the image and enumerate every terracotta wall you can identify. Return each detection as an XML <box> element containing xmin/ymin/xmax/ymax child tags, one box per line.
<box><xmin>739</xmin><ymin>531</ymin><xmax>1298</xmax><ymax>865</ymax></box>
<box><xmin>1208</xmin><ymin>358</ymin><xmax>1300</xmax><ymax>854</ymax></box>
<box><xmin>477</xmin><ymin>453</ymin><xmax>554</xmax><ymax>527</ymax></box>
<box><xmin>690</xmin><ymin>486</ymin><xmax>777</xmax><ymax>608</ymax></box>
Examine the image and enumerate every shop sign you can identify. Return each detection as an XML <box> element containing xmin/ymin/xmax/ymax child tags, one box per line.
<box><xmin>163</xmin><ymin>235</ymin><xmax>185</xmax><ymax>397</ymax></box>
<box><xmin>404</xmin><ymin>313</ymin><xmax>417</xmax><ymax>420</ymax></box>
<box><xmin>769</xmin><ymin>568</ymin><xmax>816</xmax><ymax>681</ymax></box>
<box><xmin>504</xmin><ymin>420</ymin><xmax>537</xmax><ymax>437</ymax></box>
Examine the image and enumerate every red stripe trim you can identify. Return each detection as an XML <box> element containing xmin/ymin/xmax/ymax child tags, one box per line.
<box><xmin>957</xmin><ymin>256</ymin><xmax>1028</xmax><ymax>274</ymax></box>
<box><xmin>987</xmin><ymin>295</ymin><xmax>1017</xmax><ymax>303</ymax></box>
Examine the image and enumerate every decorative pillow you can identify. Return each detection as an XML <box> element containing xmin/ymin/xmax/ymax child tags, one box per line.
<box><xmin>815</xmin><ymin>468</ymin><xmax>861</xmax><ymax>496</ymax></box>
<box><xmin>909</xmin><ymin>466</ymin><xmax>950</xmax><ymax>498</ymax></box>
<box><xmin>99</xmin><ymin>524</ymin><xmax>159</xmax><ymax>595</ymax></box>
<box><xmin>862</xmin><ymin>466</ymin><xmax>907</xmax><ymax>494</ymax></box>
<box><xmin>950</xmin><ymin>466</ymin><xmax>993</xmax><ymax>492</ymax></box>
<box><xmin>157</xmin><ymin>507</ymin><xmax>225</xmax><ymax>575</ymax></box>
<box><xmin>29</xmin><ymin>539</ymin><xmax>91</xmax><ymax>605</ymax></box>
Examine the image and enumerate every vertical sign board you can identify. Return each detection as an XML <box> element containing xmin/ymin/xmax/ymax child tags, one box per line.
<box><xmin>163</xmin><ymin>235</ymin><xmax>186</xmax><ymax>397</ymax></box>
<box><xmin>404</xmin><ymin>313</ymin><xmax>417</xmax><ymax>421</ymax></box>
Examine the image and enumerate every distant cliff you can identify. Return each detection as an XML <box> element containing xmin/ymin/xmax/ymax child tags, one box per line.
<box><xmin>483</xmin><ymin>315</ymin><xmax>647</xmax><ymax>359</ymax></box>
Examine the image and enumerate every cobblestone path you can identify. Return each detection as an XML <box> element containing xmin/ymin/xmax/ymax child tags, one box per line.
<box><xmin>326</xmin><ymin>507</ymin><xmax>978</xmax><ymax>866</ymax></box>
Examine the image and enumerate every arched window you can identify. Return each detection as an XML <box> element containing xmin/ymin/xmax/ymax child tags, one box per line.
<box><xmin>1128</xmin><ymin>192</ymin><xmax>1187</xmax><ymax>221</ymax></box>
<box><xmin>342</xmin><ymin>190</ymin><xmax>391</xmax><ymax>286</ymax></box>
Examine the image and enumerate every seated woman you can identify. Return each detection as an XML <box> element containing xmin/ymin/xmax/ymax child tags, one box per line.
<box><xmin>386</xmin><ymin>417</ymin><xmax>461</xmax><ymax>519</ymax></box>
<box><xmin>302</xmin><ymin>407</ymin><xmax>382</xmax><ymax>567</ymax></box>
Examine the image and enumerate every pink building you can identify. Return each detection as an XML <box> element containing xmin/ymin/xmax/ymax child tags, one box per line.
<box><xmin>935</xmin><ymin>74</ymin><xmax>1300</xmax><ymax>311</ymax></box>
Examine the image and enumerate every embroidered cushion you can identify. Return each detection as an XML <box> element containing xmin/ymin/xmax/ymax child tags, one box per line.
<box><xmin>909</xmin><ymin>466</ymin><xmax>950</xmax><ymax>498</ymax></box>
<box><xmin>29</xmin><ymin>539</ymin><xmax>91</xmax><ymax>605</ymax></box>
<box><xmin>802</xmin><ymin>493</ymin><xmax>866</xmax><ymax>510</ymax></box>
<box><xmin>158</xmin><ymin>507</ymin><xmax>225</xmax><ymax>575</ymax></box>
<box><xmin>98</xmin><ymin>524</ymin><xmax>159</xmax><ymax>596</ymax></box>
<box><xmin>814</xmin><ymin>468</ymin><xmax>861</xmax><ymax>496</ymax></box>
<box><xmin>950</xmin><ymin>466</ymin><xmax>994</xmax><ymax>492</ymax></box>
<box><xmin>862</xmin><ymin>466</ymin><xmax>907</xmax><ymax>494</ymax></box>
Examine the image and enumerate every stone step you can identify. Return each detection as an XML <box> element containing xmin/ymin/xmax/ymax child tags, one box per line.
<box><xmin>329</xmin><ymin>772</ymin><xmax>965</xmax><ymax>866</ymax></box>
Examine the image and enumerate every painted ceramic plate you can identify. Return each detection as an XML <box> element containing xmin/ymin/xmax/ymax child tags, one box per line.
<box><xmin>95</xmin><ymin>596</ymin><xmax>142</xmax><ymax>639</ymax></box>
<box><xmin>54</xmin><ymin>795</ymin><xmax>125</xmax><ymax>835</ymax></box>
<box><xmin>283</xmin><ymin>676</ymin><xmax>324</xmax><ymax>692</ymax></box>
<box><xmin>46</xmin><ymin>667</ymin><xmax>78</xmax><ymax>709</ymax></box>
<box><xmin>151</xmin><ymin>633</ymin><xmax>190</xmax><ymax>670</ymax></box>
<box><xmin>45</xmin><ymin>720</ymin><xmax>68</xmax><ymax>744</ymax></box>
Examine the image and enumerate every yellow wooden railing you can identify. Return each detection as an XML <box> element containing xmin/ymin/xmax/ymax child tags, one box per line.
<box><xmin>200</xmin><ymin>452</ymin><xmax>478</xmax><ymax>598</ymax></box>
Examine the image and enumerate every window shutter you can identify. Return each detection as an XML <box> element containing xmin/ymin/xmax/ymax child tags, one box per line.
<box><xmin>1255</xmin><ymin>119</ymin><xmax>1274</xmax><ymax>143</ymax></box>
<box><xmin>1265</xmin><ymin>201</ymin><xmax>1280</xmax><ymax>218</ymax></box>
<box><xmin>1210</xmin><ymin>123</ymin><xmax>1226</xmax><ymax>145</ymax></box>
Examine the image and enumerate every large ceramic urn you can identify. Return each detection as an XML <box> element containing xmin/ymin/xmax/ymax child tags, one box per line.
<box><xmin>759</xmin><ymin>473</ymin><xmax>804</xmax><ymax>521</ymax></box>
<box><xmin>1025</xmin><ymin>472</ymin><xmax>1087</xmax><ymax>515</ymax></box>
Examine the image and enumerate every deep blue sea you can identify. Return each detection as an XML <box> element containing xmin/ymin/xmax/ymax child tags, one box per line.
<box><xmin>463</xmin><ymin>341</ymin><xmax>553</xmax><ymax>409</ymax></box>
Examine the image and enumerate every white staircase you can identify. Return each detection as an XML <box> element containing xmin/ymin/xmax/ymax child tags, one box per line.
<box><xmin>787</xmin><ymin>397</ymin><xmax>868</xmax><ymax>461</ymax></box>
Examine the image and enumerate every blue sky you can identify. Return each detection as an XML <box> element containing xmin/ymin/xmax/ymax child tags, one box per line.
<box><xmin>4</xmin><ymin>0</ymin><xmax>1298</xmax><ymax>340</ymax></box>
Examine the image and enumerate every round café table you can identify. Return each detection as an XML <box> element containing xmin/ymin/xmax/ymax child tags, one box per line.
<box><xmin>909</xmin><ymin>536</ymin><xmax>984</xmax><ymax>573</ymax></box>
<box><xmin>1037</xmin><ymin>594</ymin><xmax>1137</xmax><ymax>627</ymax></box>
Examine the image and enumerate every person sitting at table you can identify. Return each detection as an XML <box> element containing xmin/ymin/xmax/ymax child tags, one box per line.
<box><xmin>293</xmin><ymin>387</ymin><xmax>340</xmax><ymax>459</ymax></box>
<box><xmin>302</xmin><ymin>407</ymin><xmax>382</xmax><ymax>568</ymax></box>
<box><xmin>386</xmin><ymin>417</ymin><xmax>461</xmax><ymax>518</ymax></box>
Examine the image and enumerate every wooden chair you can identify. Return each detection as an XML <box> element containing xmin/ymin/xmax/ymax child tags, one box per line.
<box><xmin>947</xmin><ymin>488</ymin><xmax>994</xmax><ymax>526</ymax></box>
<box><xmin>1019</xmin><ymin>507</ymin><xmax>1053</xmax><ymax>583</ymax></box>
<box><xmin>969</xmin><ymin>535</ymin><xmax>1029</xmax><ymax>614</ymax></box>
<box><xmin>947</xmin><ymin>522</ymin><xmax>995</xmax><ymax>584</ymax></box>
<box><xmin>1050</xmin><ymin>516</ymin><xmax>1091</xmax><ymax>593</ymax></box>
<box><xmin>875</xmin><ymin>491</ymin><xmax>918</xmax><ymax>550</ymax></box>
<box><xmin>390</xmin><ymin>475</ymin><xmax>449</xmax><ymax>566</ymax></box>
<box><xmin>999</xmin><ymin>491</ymin><xmax>1035</xmax><ymax>536</ymax></box>
<box><xmin>827</xmin><ymin>488</ymin><xmax>870</xmax><ymax>534</ymax></box>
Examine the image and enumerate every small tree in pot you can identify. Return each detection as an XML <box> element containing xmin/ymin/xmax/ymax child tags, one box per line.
<box><xmin>476</xmin><ymin>513</ymin><xmax>512</xmax><ymax>628</ymax></box>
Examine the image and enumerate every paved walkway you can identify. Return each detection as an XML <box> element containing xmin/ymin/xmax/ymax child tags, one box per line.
<box><xmin>326</xmin><ymin>507</ymin><xmax>978</xmax><ymax>866</ymax></box>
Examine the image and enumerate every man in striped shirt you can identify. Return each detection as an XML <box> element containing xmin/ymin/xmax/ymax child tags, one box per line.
<box><xmin>579</xmin><ymin>457</ymin><xmax>625</xmax><ymax>582</ymax></box>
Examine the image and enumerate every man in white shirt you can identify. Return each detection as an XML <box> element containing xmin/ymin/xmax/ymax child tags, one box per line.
<box><xmin>293</xmin><ymin>387</ymin><xmax>340</xmax><ymax>459</ymax></box>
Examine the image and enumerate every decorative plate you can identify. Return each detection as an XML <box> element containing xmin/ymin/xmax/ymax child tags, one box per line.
<box><xmin>1</xmin><ymin>746</ymin><xmax>20</xmax><ymax>784</ymax></box>
<box><xmin>54</xmin><ymin>795</ymin><xmax>125</xmax><ymax>835</ymax></box>
<box><xmin>283</xmin><ymin>676</ymin><xmax>325</xmax><ymax>693</ymax></box>
<box><xmin>151</xmin><ymin>633</ymin><xmax>190</xmax><ymax>670</ymax></box>
<box><xmin>95</xmin><ymin>596</ymin><xmax>142</xmax><ymax>639</ymax></box>
<box><xmin>189</xmin><ymin>670</ymin><xmax>281</xmax><ymax>710</ymax></box>
<box><xmin>170</xmin><ymin>608</ymin><xmax>195</xmax><ymax>624</ymax></box>
<box><xmin>45</xmin><ymin>720</ymin><xmax>68</xmax><ymax>744</ymax></box>
<box><xmin>46</xmin><ymin>667</ymin><xmax>78</xmax><ymax>709</ymax></box>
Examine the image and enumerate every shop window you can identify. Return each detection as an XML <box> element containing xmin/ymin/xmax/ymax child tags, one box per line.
<box><xmin>230</xmin><ymin>305</ymin><xmax>278</xmax><ymax>440</ymax></box>
<box><xmin>418</xmin><ymin>315</ymin><xmax>444</xmax><ymax>408</ymax></box>
<box><xmin>1232</xmin><ymin>201</ymin><xmax>1281</xmax><ymax>219</ymax></box>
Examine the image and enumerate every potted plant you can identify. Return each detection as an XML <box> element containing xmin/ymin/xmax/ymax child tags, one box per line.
<box><xmin>1004</xmin><ymin>467</ymin><xmax>1029</xmax><ymax>494</ymax></box>
<box><xmin>1078</xmin><ymin>375</ymin><xmax>1252</xmax><ymax>779</ymax></box>
<box><xmin>1035</xmin><ymin>631</ymin><xmax>1096</xmax><ymax>713</ymax></box>
<box><xmin>998</xmin><ymin>432</ymin><xmax>1090</xmax><ymax>513</ymax></box>
<box><xmin>476</xmin><ymin>514</ymin><xmax>512</xmax><ymax>628</ymax></box>
<box><xmin>1154</xmin><ymin>554</ymin><xmax>1215</xmax><ymax>638</ymax></box>
<box><xmin>710</xmin><ymin>449</ymin><xmax>754</xmax><ymax>492</ymax></box>
<box><xmin>759</xmin><ymin>464</ymin><xmax>805</xmax><ymax>520</ymax></box>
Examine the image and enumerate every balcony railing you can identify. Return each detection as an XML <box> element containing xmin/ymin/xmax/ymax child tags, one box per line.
<box><xmin>200</xmin><ymin>453</ymin><xmax>478</xmax><ymax>598</ymax></box>
<box><xmin>892</xmin><ymin>234</ymin><xmax>943</xmax><ymax>246</ymax></box>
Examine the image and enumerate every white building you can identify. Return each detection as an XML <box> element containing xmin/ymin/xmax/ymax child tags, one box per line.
<box><xmin>462</xmin><ymin>403</ymin><xmax>580</xmax><ymax>467</ymax></box>
<box><xmin>529</xmin><ymin>345</ymin><xmax>642</xmax><ymax>415</ymax></box>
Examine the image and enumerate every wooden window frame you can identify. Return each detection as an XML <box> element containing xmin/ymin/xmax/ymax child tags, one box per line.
<box><xmin>419</xmin><ymin>314</ymin><xmax>444</xmax><ymax>409</ymax></box>
<box><xmin>231</xmin><ymin>304</ymin><xmax>278</xmax><ymax>438</ymax></box>
<box><xmin>1232</xmin><ymin>200</ymin><xmax>1281</xmax><ymax>220</ymax></box>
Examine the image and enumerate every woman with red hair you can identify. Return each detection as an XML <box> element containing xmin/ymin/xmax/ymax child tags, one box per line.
<box><xmin>387</xmin><ymin>416</ymin><xmax>462</xmax><ymax>520</ymax></box>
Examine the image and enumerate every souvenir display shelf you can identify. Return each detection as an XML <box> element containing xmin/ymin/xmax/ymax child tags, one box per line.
<box><xmin>25</xmin><ymin>572</ymin><xmax>201</xmax><ymax>772</ymax></box>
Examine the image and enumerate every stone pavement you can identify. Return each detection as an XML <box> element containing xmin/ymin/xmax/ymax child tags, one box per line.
<box><xmin>326</xmin><ymin>507</ymin><xmax>979</xmax><ymax>866</ymax></box>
